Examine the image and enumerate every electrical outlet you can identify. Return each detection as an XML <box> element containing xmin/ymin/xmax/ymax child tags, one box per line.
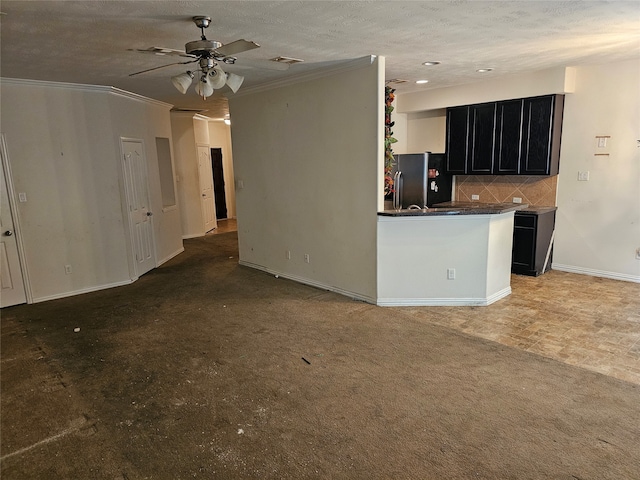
<box><xmin>304</xmin><ymin>254</ymin><xmax>310</xmax><ymax>264</ymax></box>
<box><xmin>18</xmin><ymin>192</ymin><xmax>27</xmax><ymax>202</ymax></box>
<box><xmin>471</xmin><ymin>194</ymin><xmax>480</xmax><ymax>201</ymax></box>
<box><xmin>512</xmin><ymin>197</ymin><xmax>522</xmax><ymax>204</ymax></box>
<box><xmin>286</xmin><ymin>250</ymin><xmax>291</xmax><ymax>260</ymax></box>
<box><xmin>578</xmin><ymin>171</ymin><xmax>590</xmax><ymax>181</ymax></box>
<box><xmin>447</xmin><ymin>268</ymin><xmax>456</xmax><ymax>280</ymax></box>
<box><xmin>64</xmin><ymin>265</ymin><xmax>72</xmax><ymax>274</ymax></box>
<box><xmin>636</xmin><ymin>247</ymin><xmax>640</xmax><ymax>260</ymax></box>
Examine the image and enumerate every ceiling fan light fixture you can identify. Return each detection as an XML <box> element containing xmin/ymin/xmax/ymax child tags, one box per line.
<box><xmin>171</xmin><ymin>71</ymin><xmax>195</xmax><ymax>94</ymax></box>
<box><xmin>194</xmin><ymin>75</ymin><xmax>214</xmax><ymax>98</ymax></box>
<box><xmin>208</xmin><ymin>66</ymin><xmax>227</xmax><ymax>89</ymax></box>
<box><xmin>225</xmin><ymin>72</ymin><xmax>245</xmax><ymax>94</ymax></box>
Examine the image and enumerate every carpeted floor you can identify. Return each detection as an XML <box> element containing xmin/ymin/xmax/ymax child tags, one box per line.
<box><xmin>2</xmin><ymin>232</ymin><xmax>639</xmax><ymax>479</ymax></box>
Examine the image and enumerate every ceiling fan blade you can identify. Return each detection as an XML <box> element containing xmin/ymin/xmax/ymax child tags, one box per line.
<box><xmin>129</xmin><ymin>47</ymin><xmax>195</xmax><ymax>59</ymax></box>
<box><xmin>215</xmin><ymin>39</ymin><xmax>260</xmax><ymax>56</ymax></box>
<box><xmin>129</xmin><ymin>59</ymin><xmax>198</xmax><ymax>77</ymax></box>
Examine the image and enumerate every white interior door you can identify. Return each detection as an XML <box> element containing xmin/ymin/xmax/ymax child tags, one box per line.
<box><xmin>198</xmin><ymin>145</ymin><xmax>217</xmax><ymax>233</ymax></box>
<box><xmin>0</xmin><ymin>146</ymin><xmax>27</xmax><ymax>307</ymax></box>
<box><xmin>121</xmin><ymin>139</ymin><xmax>156</xmax><ymax>277</ymax></box>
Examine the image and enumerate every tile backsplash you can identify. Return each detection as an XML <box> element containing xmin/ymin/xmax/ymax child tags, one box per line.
<box><xmin>455</xmin><ymin>175</ymin><xmax>557</xmax><ymax>207</ymax></box>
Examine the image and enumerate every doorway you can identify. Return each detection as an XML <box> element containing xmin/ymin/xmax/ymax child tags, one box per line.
<box><xmin>210</xmin><ymin>148</ymin><xmax>228</xmax><ymax>220</ymax></box>
<box><xmin>197</xmin><ymin>145</ymin><xmax>216</xmax><ymax>233</ymax></box>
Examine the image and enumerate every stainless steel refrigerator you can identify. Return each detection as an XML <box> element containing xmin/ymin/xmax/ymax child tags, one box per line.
<box><xmin>392</xmin><ymin>152</ymin><xmax>452</xmax><ymax>209</ymax></box>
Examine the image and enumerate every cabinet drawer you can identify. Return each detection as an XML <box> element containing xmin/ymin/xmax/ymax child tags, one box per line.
<box><xmin>514</xmin><ymin>214</ymin><xmax>536</xmax><ymax>228</ymax></box>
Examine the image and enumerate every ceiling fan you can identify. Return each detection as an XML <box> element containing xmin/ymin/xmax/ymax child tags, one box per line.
<box><xmin>129</xmin><ymin>16</ymin><xmax>286</xmax><ymax>98</ymax></box>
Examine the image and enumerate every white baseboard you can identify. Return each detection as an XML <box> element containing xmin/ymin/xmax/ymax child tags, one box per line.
<box><xmin>238</xmin><ymin>260</ymin><xmax>376</xmax><ymax>304</ymax></box>
<box><xmin>377</xmin><ymin>287</ymin><xmax>511</xmax><ymax>307</ymax></box>
<box><xmin>239</xmin><ymin>260</ymin><xmax>512</xmax><ymax>307</ymax></box>
<box><xmin>157</xmin><ymin>247</ymin><xmax>185</xmax><ymax>266</ymax></box>
<box><xmin>552</xmin><ymin>264</ymin><xmax>640</xmax><ymax>283</ymax></box>
<box><xmin>32</xmin><ymin>279</ymin><xmax>136</xmax><ymax>304</ymax></box>
<box><xmin>182</xmin><ymin>233</ymin><xmax>205</xmax><ymax>240</ymax></box>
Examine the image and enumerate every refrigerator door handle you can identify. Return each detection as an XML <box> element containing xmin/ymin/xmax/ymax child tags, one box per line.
<box><xmin>393</xmin><ymin>171</ymin><xmax>402</xmax><ymax>210</ymax></box>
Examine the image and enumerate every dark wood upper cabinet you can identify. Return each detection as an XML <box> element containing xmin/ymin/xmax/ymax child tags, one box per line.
<box><xmin>494</xmin><ymin>99</ymin><xmax>524</xmax><ymax>174</ymax></box>
<box><xmin>468</xmin><ymin>103</ymin><xmax>496</xmax><ymax>174</ymax></box>
<box><xmin>521</xmin><ymin>95</ymin><xmax>564</xmax><ymax>175</ymax></box>
<box><xmin>446</xmin><ymin>106</ymin><xmax>469</xmax><ymax>174</ymax></box>
<box><xmin>445</xmin><ymin>94</ymin><xmax>564</xmax><ymax>176</ymax></box>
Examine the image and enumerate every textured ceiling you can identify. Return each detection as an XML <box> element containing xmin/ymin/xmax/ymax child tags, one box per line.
<box><xmin>1</xmin><ymin>1</ymin><xmax>639</xmax><ymax>118</ymax></box>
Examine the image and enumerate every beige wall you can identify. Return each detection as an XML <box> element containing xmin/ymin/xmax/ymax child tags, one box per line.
<box><xmin>554</xmin><ymin>59</ymin><xmax>640</xmax><ymax>281</ymax></box>
<box><xmin>404</xmin><ymin>109</ymin><xmax>447</xmax><ymax>154</ymax></box>
<box><xmin>170</xmin><ymin>112</ymin><xmax>207</xmax><ymax>238</ymax></box>
<box><xmin>1</xmin><ymin>79</ymin><xmax>183</xmax><ymax>302</ymax></box>
<box><xmin>229</xmin><ymin>57</ymin><xmax>384</xmax><ymax>302</ymax></box>
<box><xmin>397</xmin><ymin>66</ymin><xmax>574</xmax><ymax>112</ymax></box>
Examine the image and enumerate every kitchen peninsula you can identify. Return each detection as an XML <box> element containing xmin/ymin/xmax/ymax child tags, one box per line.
<box><xmin>377</xmin><ymin>203</ymin><xmax>523</xmax><ymax>306</ymax></box>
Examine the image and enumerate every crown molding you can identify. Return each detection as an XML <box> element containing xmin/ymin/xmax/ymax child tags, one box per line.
<box><xmin>0</xmin><ymin>77</ymin><xmax>173</xmax><ymax>109</ymax></box>
<box><xmin>232</xmin><ymin>55</ymin><xmax>378</xmax><ymax>98</ymax></box>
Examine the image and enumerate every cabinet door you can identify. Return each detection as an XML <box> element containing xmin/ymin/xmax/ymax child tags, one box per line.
<box><xmin>512</xmin><ymin>214</ymin><xmax>537</xmax><ymax>273</ymax></box>
<box><xmin>494</xmin><ymin>99</ymin><xmax>523</xmax><ymax>174</ymax></box>
<box><xmin>521</xmin><ymin>95</ymin><xmax>558</xmax><ymax>175</ymax></box>
<box><xmin>446</xmin><ymin>106</ymin><xmax>469</xmax><ymax>174</ymax></box>
<box><xmin>468</xmin><ymin>103</ymin><xmax>496</xmax><ymax>174</ymax></box>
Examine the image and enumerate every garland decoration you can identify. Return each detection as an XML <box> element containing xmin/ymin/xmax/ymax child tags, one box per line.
<box><xmin>384</xmin><ymin>86</ymin><xmax>397</xmax><ymax>198</ymax></box>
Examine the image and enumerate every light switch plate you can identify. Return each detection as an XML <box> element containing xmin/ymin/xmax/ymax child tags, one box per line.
<box><xmin>578</xmin><ymin>171</ymin><xmax>590</xmax><ymax>181</ymax></box>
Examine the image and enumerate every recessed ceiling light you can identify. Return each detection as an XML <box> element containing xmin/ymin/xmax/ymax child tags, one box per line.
<box><xmin>422</xmin><ymin>61</ymin><xmax>440</xmax><ymax>66</ymax></box>
<box><xmin>415</xmin><ymin>80</ymin><xmax>429</xmax><ymax>84</ymax></box>
<box><xmin>476</xmin><ymin>68</ymin><xmax>493</xmax><ymax>73</ymax></box>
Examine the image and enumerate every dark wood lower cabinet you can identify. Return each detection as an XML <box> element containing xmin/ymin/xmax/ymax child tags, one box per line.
<box><xmin>512</xmin><ymin>209</ymin><xmax>556</xmax><ymax>276</ymax></box>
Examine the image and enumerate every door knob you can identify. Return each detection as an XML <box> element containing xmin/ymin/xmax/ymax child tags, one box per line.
<box><xmin>146</xmin><ymin>212</ymin><xmax>153</xmax><ymax>217</ymax></box>
<box><xmin>4</xmin><ymin>230</ymin><xmax>13</xmax><ymax>236</ymax></box>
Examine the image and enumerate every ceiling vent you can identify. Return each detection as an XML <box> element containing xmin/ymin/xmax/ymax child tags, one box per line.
<box><xmin>270</xmin><ymin>56</ymin><xmax>304</xmax><ymax>65</ymax></box>
<box><xmin>386</xmin><ymin>79</ymin><xmax>408</xmax><ymax>85</ymax></box>
<box><xmin>171</xmin><ymin>108</ymin><xmax>208</xmax><ymax>113</ymax></box>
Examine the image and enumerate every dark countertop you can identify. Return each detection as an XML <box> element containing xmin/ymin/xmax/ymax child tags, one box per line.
<box><xmin>435</xmin><ymin>201</ymin><xmax>557</xmax><ymax>215</ymax></box>
<box><xmin>378</xmin><ymin>201</ymin><xmax>526</xmax><ymax>217</ymax></box>
<box><xmin>515</xmin><ymin>206</ymin><xmax>558</xmax><ymax>214</ymax></box>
